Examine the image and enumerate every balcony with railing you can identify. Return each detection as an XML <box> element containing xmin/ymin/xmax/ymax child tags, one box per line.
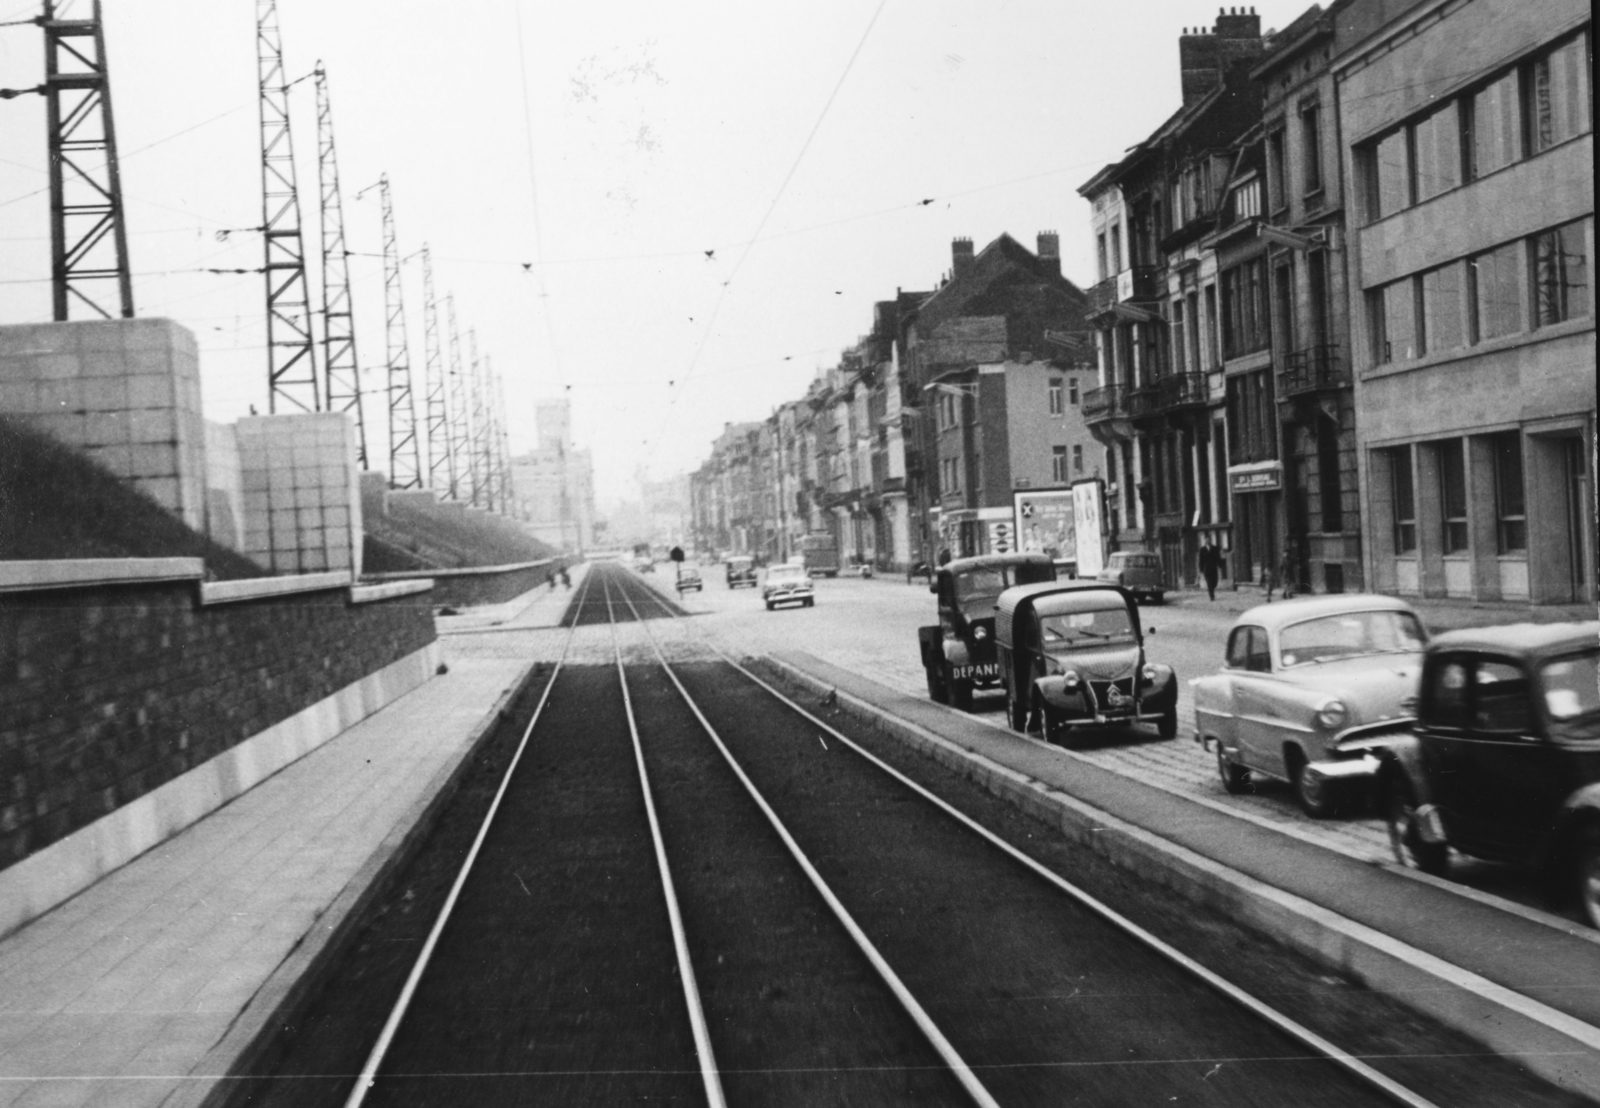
<box><xmin>1129</xmin><ymin>382</ymin><xmax>1162</xmax><ymax>419</ymax></box>
<box><xmin>1082</xmin><ymin>382</ymin><xmax>1130</xmax><ymax>425</ymax></box>
<box><xmin>1280</xmin><ymin>344</ymin><xmax>1347</xmax><ymax>397</ymax></box>
<box><xmin>1158</xmin><ymin>371</ymin><xmax>1208</xmax><ymax>412</ymax></box>
<box><xmin>1086</xmin><ymin>277</ymin><xmax>1118</xmax><ymax>317</ymax></box>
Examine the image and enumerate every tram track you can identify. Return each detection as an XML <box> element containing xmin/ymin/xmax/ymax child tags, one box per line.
<box><xmin>231</xmin><ymin>561</ymin><xmax>1583</xmax><ymax>1107</ymax></box>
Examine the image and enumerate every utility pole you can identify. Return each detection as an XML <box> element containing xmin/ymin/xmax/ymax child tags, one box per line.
<box><xmin>480</xmin><ymin>354</ymin><xmax>499</xmax><ymax>511</ymax></box>
<box><xmin>256</xmin><ymin>0</ymin><xmax>319</xmax><ymax>413</ymax></box>
<box><xmin>445</xmin><ymin>295</ymin><xmax>469</xmax><ymax>500</ymax></box>
<box><xmin>419</xmin><ymin>245</ymin><xmax>451</xmax><ymax>494</ymax></box>
<box><xmin>313</xmin><ymin>64</ymin><xmax>366</xmax><ymax>464</ymax></box>
<box><xmin>494</xmin><ymin>370</ymin><xmax>515</xmax><ymax>517</ymax></box>
<box><xmin>466</xmin><ymin>328</ymin><xmax>485</xmax><ymax>506</ymax></box>
<box><xmin>377</xmin><ymin>175</ymin><xmax>420</xmax><ymax>488</ymax></box>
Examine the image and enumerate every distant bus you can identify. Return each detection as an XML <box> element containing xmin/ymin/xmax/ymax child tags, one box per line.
<box><xmin>799</xmin><ymin>533</ymin><xmax>839</xmax><ymax>577</ymax></box>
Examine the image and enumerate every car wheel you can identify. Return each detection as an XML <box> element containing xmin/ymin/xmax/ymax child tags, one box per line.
<box><xmin>1153</xmin><ymin>591</ymin><xmax>1165</xmax><ymax>605</ymax></box>
<box><xmin>950</xmin><ymin>679</ymin><xmax>974</xmax><ymax>712</ymax></box>
<box><xmin>1157</xmin><ymin>701</ymin><xmax>1178</xmax><ymax>740</ymax></box>
<box><xmin>765</xmin><ymin>601</ymin><xmax>774</xmax><ymax>611</ymax></box>
<box><xmin>1574</xmin><ymin>827</ymin><xmax>1600</xmax><ymax>930</ymax></box>
<box><xmin>804</xmin><ymin>597</ymin><xmax>814</xmax><ymax>608</ymax></box>
<box><xmin>1384</xmin><ymin>775</ymin><xmax>1448</xmax><ymax>876</ymax></box>
<box><xmin>1007</xmin><ymin>690</ymin><xmax>1028</xmax><ymax>732</ymax></box>
<box><xmin>926</xmin><ymin>667</ymin><xmax>948</xmax><ymax>705</ymax></box>
<box><xmin>1288</xmin><ymin>749</ymin><xmax>1337</xmax><ymax>819</ymax></box>
<box><xmin>1032</xmin><ymin>689</ymin><xmax>1073</xmax><ymax>747</ymax></box>
<box><xmin>1216</xmin><ymin>745</ymin><xmax>1251</xmax><ymax>794</ymax></box>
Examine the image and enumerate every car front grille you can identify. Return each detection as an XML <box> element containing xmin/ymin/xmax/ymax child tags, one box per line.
<box><xmin>1088</xmin><ymin>678</ymin><xmax>1135</xmax><ymax>709</ymax></box>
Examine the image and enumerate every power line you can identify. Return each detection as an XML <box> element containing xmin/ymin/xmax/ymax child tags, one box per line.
<box><xmin>513</xmin><ymin>0</ymin><xmax>564</xmax><ymax>389</ymax></box>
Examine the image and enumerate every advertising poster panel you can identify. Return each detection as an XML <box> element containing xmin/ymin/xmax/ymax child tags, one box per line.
<box><xmin>1012</xmin><ymin>486</ymin><xmax>1076</xmax><ymax>565</ymax></box>
<box><xmin>1071</xmin><ymin>478</ymin><xmax>1106</xmax><ymax>578</ymax></box>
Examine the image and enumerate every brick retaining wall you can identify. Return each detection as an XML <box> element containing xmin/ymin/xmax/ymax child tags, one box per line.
<box><xmin>0</xmin><ymin>572</ymin><xmax>435</xmax><ymax>873</ymax></box>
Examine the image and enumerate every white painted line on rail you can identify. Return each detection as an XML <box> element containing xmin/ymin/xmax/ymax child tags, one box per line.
<box><xmin>616</xmin><ymin>578</ymin><xmax>1003</xmax><ymax>1108</ymax></box>
<box><xmin>342</xmin><ymin>569</ymin><xmax>599</xmax><ymax>1108</ymax></box>
<box><xmin>603</xmin><ymin>576</ymin><xmax>729</xmax><ymax>1108</ymax></box>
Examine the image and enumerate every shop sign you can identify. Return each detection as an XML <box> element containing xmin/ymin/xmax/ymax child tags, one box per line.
<box><xmin>1229</xmin><ymin>465</ymin><xmax>1282</xmax><ymax>493</ymax></box>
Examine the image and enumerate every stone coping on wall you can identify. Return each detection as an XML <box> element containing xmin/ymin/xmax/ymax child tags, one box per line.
<box><xmin>199</xmin><ymin>571</ymin><xmax>351</xmax><ymax>606</ymax></box>
<box><xmin>0</xmin><ymin>557</ymin><xmax>204</xmax><ymax>593</ymax></box>
<box><xmin>362</xmin><ymin>558</ymin><xmax>555</xmax><ymax>580</ymax></box>
<box><xmin>349</xmin><ymin>579</ymin><xmax>435</xmax><ymax>604</ymax></box>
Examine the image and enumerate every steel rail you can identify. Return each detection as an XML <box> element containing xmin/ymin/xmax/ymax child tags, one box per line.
<box><xmin>621</xmin><ymin>568</ymin><xmax>1445</xmax><ymax>1108</ymax></box>
<box><xmin>600</xmin><ymin>575</ymin><xmax>729</xmax><ymax>1108</ymax></box>
<box><xmin>612</xmin><ymin>571</ymin><xmax>1004</xmax><ymax>1108</ymax></box>
<box><xmin>342</xmin><ymin>567</ymin><xmax>598</xmax><ymax>1108</ymax></box>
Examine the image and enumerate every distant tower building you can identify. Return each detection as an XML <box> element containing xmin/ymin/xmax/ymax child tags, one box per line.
<box><xmin>512</xmin><ymin>398</ymin><xmax>594</xmax><ymax>551</ymax></box>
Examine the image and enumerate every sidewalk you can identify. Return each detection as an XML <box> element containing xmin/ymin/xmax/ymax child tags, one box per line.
<box><xmin>0</xmin><ymin>640</ymin><xmax>534</xmax><ymax>1107</ymax></box>
<box><xmin>1165</xmin><ymin>582</ymin><xmax>1596</xmax><ymax>631</ymax></box>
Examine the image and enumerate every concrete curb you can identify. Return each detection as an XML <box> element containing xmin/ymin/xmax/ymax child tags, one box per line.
<box><xmin>761</xmin><ymin>654</ymin><xmax>1600</xmax><ymax>1102</ymax></box>
<box><xmin>166</xmin><ymin>660</ymin><xmax>540</xmax><ymax>1108</ymax></box>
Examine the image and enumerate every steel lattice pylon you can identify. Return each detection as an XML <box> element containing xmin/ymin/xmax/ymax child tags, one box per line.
<box><xmin>313</xmin><ymin>65</ymin><xmax>366</xmax><ymax>465</ymax></box>
<box><xmin>480</xmin><ymin>354</ymin><xmax>500</xmax><ymax>511</ymax></box>
<box><xmin>40</xmin><ymin>0</ymin><xmax>133</xmax><ymax>320</ymax></box>
<box><xmin>257</xmin><ymin>0</ymin><xmax>319</xmax><ymax>413</ymax></box>
<box><xmin>445</xmin><ymin>295</ymin><xmax>469</xmax><ymax>500</ymax></box>
<box><xmin>418</xmin><ymin>246</ymin><xmax>452</xmax><ymax>494</ymax></box>
<box><xmin>494</xmin><ymin>371</ymin><xmax>516</xmax><ymax>516</ymax></box>
<box><xmin>378</xmin><ymin>175</ymin><xmax>420</xmax><ymax>489</ymax></box>
<box><xmin>466</xmin><ymin>328</ymin><xmax>485</xmax><ymax>506</ymax></box>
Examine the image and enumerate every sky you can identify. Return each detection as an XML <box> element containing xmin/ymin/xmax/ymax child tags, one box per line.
<box><xmin>0</xmin><ymin>0</ymin><xmax>1314</xmax><ymax>509</ymax></box>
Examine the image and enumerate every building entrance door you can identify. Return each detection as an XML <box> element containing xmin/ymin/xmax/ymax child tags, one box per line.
<box><xmin>1564</xmin><ymin>436</ymin><xmax>1591</xmax><ymax>601</ymax></box>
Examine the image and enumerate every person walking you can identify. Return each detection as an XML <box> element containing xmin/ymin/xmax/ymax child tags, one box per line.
<box><xmin>1198</xmin><ymin>539</ymin><xmax>1220</xmax><ymax>602</ymax></box>
<box><xmin>1277</xmin><ymin>541</ymin><xmax>1297</xmax><ymax>601</ymax></box>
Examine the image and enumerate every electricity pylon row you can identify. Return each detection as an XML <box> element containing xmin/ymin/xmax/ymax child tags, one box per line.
<box><xmin>255</xmin><ymin>0</ymin><xmax>512</xmax><ymax>509</ymax></box>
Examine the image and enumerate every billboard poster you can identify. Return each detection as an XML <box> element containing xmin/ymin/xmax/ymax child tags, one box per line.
<box><xmin>1012</xmin><ymin>486</ymin><xmax>1076</xmax><ymax>564</ymax></box>
<box><xmin>1071</xmin><ymin>478</ymin><xmax>1106</xmax><ymax>578</ymax></box>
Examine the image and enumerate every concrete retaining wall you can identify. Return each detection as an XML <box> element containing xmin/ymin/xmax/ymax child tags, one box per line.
<box><xmin>365</xmin><ymin>559</ymin><xmax>564</xmax><ymax>608</ymax></box>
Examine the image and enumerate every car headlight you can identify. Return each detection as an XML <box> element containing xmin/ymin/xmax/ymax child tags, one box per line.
<box><xmin>1316</xmin><ymin>700</ymin><xmax>1348</xmax><ymax>730</ymax></box>
<box><xmin>973</xmin><ymin>625</ymin><xmax>988</xmax><ymax>641</ymax></box>
<box><xmin>1142</xmin><ymin>664</ymin><xmax>1157</xmax><ymax>683</ymax></box>
<box><xmin>1061</xmin><ymin>669</ymin><xmax>1081</xmax><ymax>688</ymax></box>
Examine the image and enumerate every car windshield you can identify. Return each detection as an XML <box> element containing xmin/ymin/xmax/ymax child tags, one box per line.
<box><xmin>1540</xmin><ymin>652</ymin><xmax>1600</xmax><ymax>720</ymax></box>
<box><xmin>1278</xmin><ymin>610</ymin><xmax>1427</xmax><ymax>667</ymax></box>
<box><xmin>1040</xmin><ymin>602</ymin><xmax>1134</xmax><ymax>646</ymax></box>
<box><xmin>767</xmin><ymin>567</ymin><xmax>805</xmax><ymax>583</ymax></box>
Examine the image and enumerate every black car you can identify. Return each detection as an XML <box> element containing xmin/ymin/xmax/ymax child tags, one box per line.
<box><xmin>1379</xmin><ymin>621</ymin><xmax>1600</xmax><ymax>927</ymax></box>
<box><xmin>917</xmin><ymin>553</ymin><xmax>1056</xmax><ymax>711</ymax></box>
<box><xmin>995</xmin><ymin>581</ymin><xmax>1178</xmax><ymax>746</ymax></box>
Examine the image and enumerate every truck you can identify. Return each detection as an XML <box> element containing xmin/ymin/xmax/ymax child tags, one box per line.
<box><xmin>800</xmin><ymin>532</ymin><xmax>839</xmax><ymax>578</ymax></box>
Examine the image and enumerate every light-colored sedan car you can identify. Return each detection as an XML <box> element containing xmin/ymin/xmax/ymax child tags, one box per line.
<box><xmin>762</xmin><ymin>563</ymin><xmax>815</xmax><ymax>610</ymax></box>
<box><xmin>1192</xmin><ymin>594</ymin><xmax>1428</xmax><ymax>817</ymax></box>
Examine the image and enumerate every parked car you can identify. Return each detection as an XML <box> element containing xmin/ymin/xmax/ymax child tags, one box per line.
<box><xmin>1378</xmin><ymin>622</ymin><xmax>1600</xmax><ymax>927</ymax></box>
<box><xmin>917</xmin><ymin>553</ymin><xmax>1056</xmax><ymax>711</ymax></box>
<box><xmin>762</xmin><ymin>563</ymin><xmax>815</xmax><ymax>610</ymax></box>
<box><xmin>674</xmin><ymin>566</ymin><xmax>703</xmax><ymax>593</ymax></box>
<box><xmin>725</xmin><ymin>555</ymin><xmax>757</xmax><ymax>589</ymax></box>
<box><xmin>800</xmin><ymin>533</ymin><xmax>840</xmax><ymax>577</ymax></box>
<box><xmin>1097</xmin><ymin>550</ymin><xmax>1164</xmax><ymax>604</ymax></box>
<box><xmin>995</xmin><ymin>581</ymin><xmax>1178</xmax><ymax>745</ymax></box>
<box><xmin>1193</xmin><ymin>595</ymin><xmax>1428</xmax><ymax>817</ymax></box>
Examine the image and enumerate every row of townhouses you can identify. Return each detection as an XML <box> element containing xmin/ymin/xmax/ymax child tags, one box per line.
<box><xmin>693</xmin><ymin>0</ymin><xmax>1594</xmax><ymax>606</ymax></box>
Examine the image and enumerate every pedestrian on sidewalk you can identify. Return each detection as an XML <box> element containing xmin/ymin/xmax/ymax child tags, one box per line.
<box><xmin>1198</xmin><ymin>539</ymin><xmax>1220</xmax><ymax>601</ymax></box>
<box><xmin>1278</xmin><ymin>541</ymin><xmax>1297</xmax><ymax>601</ymax></box>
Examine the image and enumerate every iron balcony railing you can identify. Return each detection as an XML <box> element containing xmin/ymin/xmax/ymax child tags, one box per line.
<box><xmin>1129</xmin><ymin>383</ymin><xmax>1162</xmax><ymax>419</ymax></box>
<box><xmin>1158</xmin><ymin>371</ymin><xmax>1208</xmax><ymax>411</ymax></box>
<box><xmin>1086</xmin><ymin>277</ymin><xmax>1118</xmax><ymax>316</ymax></box>
<box><xmin>1083</xmin><ymin>382</ymin><xmax>1130</xmax><ymax>423</ymax></box>
<box><xmin>1280</xmin><ymin>343</ymin><xmax>1347</xmax><ymax>396</ymax></box>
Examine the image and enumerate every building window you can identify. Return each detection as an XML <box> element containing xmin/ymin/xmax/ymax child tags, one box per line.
<box><xmin>1096</xmin><ymin>232</ymin><xmax>1107</xmax><ymax>281</ymax></box>
<box><xmin>1048</xmin><ymin>377</ymin><xmax>1063</xmax><ymax>415</ymax></box>
<box><xmin>1204</xmin><ymin>284</ymin><xmax>1220</xmax><ymax>369</ymax></box>
<box><xmin>1318</xmin><ymin>421</ymin><xmax>1343</xmax><ymax>533</ymax></box>
<box><xmin>1411</xmin><ymin>102</ymin><xmax>1462</xmax><ymax>202</ymax></box>
<box><xmin>1109</xmin><ymin>222</ymin><xmax>1122</xmax><ymax>273</ymax></box>
<box><xmin>1391</xmin><ymin>446</ymin><xmax>1417</xmax><ymax>553</ymax></box>
<box><xmin>1419</xmin><ymin>263</ymin><xmax>1466</xmax><ymax>354</ymax></box>
<box><xmin>1231</xmin><ymin>177</ymin><xmax>1262</xmax><ymax>221</ymax></box>
<box><xmin>1222</xmin><ymin>259</ymin><xmax>1269</xmax><ymax>358</ymax></box>
<box><xmin>1492</xmin><ymin>431</ymin><xmax>1526</xmax><ymax>553</ymax></box>
<box><xmin>1171</xmin><ymin>300</ymin><xmax>1187</xmax><ymax>373</ymax></box>
<box><xmin>1370</xmin><ymin>278</ymin><xmax>1418</xmax><ymax>364</ymax></box>
<box><xmin>1073</xmin><ymin>444</ymin><xmax>1084</xmax><ymax>474</ymax></box>
<box><xmin>1273</xmin><ymin>264</ymin><xmax>1295</xmax><ymax>355</ymax></box>
<box><xmin>1266</xmin><ymin>129</ymin><xmax>1286</xmax><ymax>211</ymax></box>
<box><xmin>1440</xmin><ymin>439</ymin><xmax>1469</xmax><ymax>554</ymax></box>
<box><xmin>1300</xmin><ymin>101</ymin><xmax>1323</xmax><ymax>194</ymax></box>
<box><xmin>1052</xmin><ymin>446</ymin><xmax>1068</xmax><ymax>484</ymax></box>
<box><xmin>1532</xmin><ymin>219</ymin><xmax>1591</xmax><ymax>326</ymax></box>
<box><xmin>1528</xmin><ymin>32</ymin><xmax>1592</xmax><ymax>154</ymax></box>
<box><xmin>1469</xmin><ymin>240</ymin><xmax>1524</xmax><ymax>342</ymax></box>
<box><xmin>1367</xmin><ymin>128</ymin><xmax>1410</xmax><ymax>221</ymax></box>
<box><xmin>1068</xmin><ymin>377</ymin><xmax>1079</xmax><ymax>405</ymax></box>
<box><xmin>1469</xmin><ymin>70</ymin><xmax>1522</xmax><ymax>179</ymax></box>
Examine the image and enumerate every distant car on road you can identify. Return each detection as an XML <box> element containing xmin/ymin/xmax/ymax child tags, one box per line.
<box><xmin>762</xmin><ymin>563</ymin><xmax>815</xmax><ymax>610</ymax></box>
<box><xmin>995</xmin><ymin>581</ymin><xmax>1178</xmax><ymax>745</ymax></box>
<box><xmin>918</xmin><ymin>553</ymin><xmax>1056</xmax><ymax>711</ymax></box>
<box><xmin>800</xmin><ymin>533</ymin><xmax>840</xmax><ymax>578</ymax></box>
<box><xmin>1377</xmin><ymin>622</ymin><xmax>1600</xmax><ymax>927</ymax></box>
<box><xmin>725</xmin><ymin>555</ymin><xmax>757</xmax><ymax>589</ymax></box>
<box><xmin>1193</xmin><ymin>595</ymin><xmax>1428</xmax><ymax>817</ymax></box>
<box><xmin>1097</xmin><ymin>550</ymin><xmax>1164</xmax><ymax>604</ymax></box>
<box><xmin>674</xmin><ymin>566</ymin><xmax>703</xmax><ymax>593</ymax></box>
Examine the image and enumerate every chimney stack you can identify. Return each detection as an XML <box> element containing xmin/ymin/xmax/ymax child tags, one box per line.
<box><xmin>1036</xmin><ymin>231</ymin><xmax>1060</xmax><ymax>277</ymax></box>
<box><xmin>1179</xmin><ymin>6</ymin><xmax>1262</xmax><ymax>106</ymax></box>
<box><xmin>951</xmin><ymin>237</ymin><xmax>975</xmax><ymax>278</ymax></box>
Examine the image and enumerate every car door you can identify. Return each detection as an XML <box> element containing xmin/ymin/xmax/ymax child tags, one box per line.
<box><xmin>1437</xmin><ymin>657</ymin><xmax>1562</xmax><ymax>861</ymax></box>
<box><xmin>1228</xmin><ymin>626</ymin><xmax>1280</xmax><ymax>775</ymax></box>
